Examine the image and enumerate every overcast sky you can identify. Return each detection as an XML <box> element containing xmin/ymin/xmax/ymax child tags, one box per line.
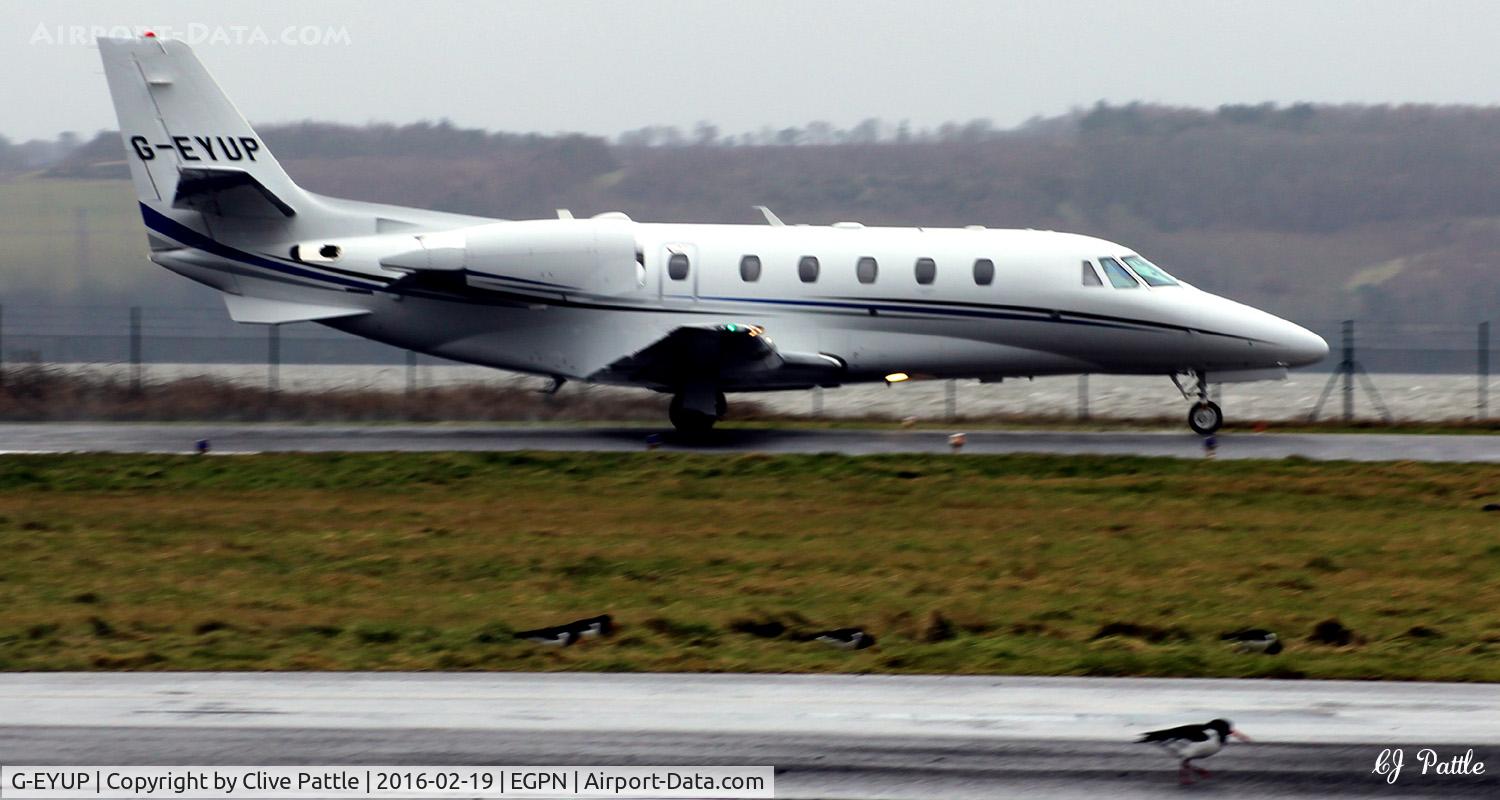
<box><xmin>10</xmin><ymin>0</ymin><xmax>1500</xmax><ymax>142</ymax></box>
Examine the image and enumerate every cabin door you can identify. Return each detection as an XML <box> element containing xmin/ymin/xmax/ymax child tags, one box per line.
<box><xmin>657</xmin><ymin>243</ymin><xmax>700</xmax><ymax>304</ymax></box>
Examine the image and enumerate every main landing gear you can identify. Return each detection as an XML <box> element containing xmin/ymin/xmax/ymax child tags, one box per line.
<box><xmin>669</xmin><ymin>388</ymin><xmax>727</xmax><ymax>435</ymax></box>
<box><xmin>1173</xmin><ymin>370</ymin><xmax>1223</xmax><ymax>435</ymax></box>
<box><xmin>1189</xmin><ymin>399</ymin><xmax>1224</xmax><ymax>436</ymax></box>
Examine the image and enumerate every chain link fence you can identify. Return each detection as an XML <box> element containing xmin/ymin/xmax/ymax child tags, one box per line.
<box><xmin>0</xmin><ymin>306</ymin><xmax>1492</xmax><ymax>422</ymax></box>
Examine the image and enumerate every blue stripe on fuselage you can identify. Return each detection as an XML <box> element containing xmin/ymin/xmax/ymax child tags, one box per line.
<box><xmin>465</xmin><ymin>269</ymin><xmax>577</xmax><ymax>290</ymax></box>
<box><xmin>697</xmin><ymin>295</ymin><xmax>1143</xmax><ymax>332</ymax></box>
<box><xmin>139</xmin><ymin>203</ymin><xmax>381</xmax><ymax>290</ymax></box>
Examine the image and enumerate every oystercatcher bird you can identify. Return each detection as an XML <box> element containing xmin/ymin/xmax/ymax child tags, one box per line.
<box><xmin>515</xmin><ymin>615</ymin><xmax>613</xmax><ymax>646</ymax></box>
<box><xmin>1221</xmin><ymin>628</ymin><xmax>1283</xmax><ymax>654</ymax></box>
<box><xmin>514</xmin><ymin>626</ymin><xmax>578</xmax><ymax>647</ymax></box>
<box><xmin>572</xmin><ymin>614</ymin><xmax>614</xmax><ymax>640</ymax></box>
<box><xmin>1137</xmin><ymin>718</ymin><xmax>1249</xmax><ymax>784</ymax></box>
<box><xmin>812</xmin><ymin>628</ymin><xmax>876</xmax><ymax>650</ymax></box>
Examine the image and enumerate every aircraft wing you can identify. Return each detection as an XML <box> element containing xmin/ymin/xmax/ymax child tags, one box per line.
<box><xmin>590</xmin><ymin>324</ymin><xmax>845</xmax><ymax>392</ymax></box>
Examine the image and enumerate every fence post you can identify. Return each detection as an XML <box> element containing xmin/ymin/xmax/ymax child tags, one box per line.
<box><xmin>1077</xmin><ymin>374</ymin><xmax>1089</xmax><ymax>420</ymax></box>
<box><xmin>1309</xmin><ymin>318</ymin><xmax>1391</xmax><ymax>423</ymax></box>
<box><xmin>267</xmin><ymin>324</ymin><xmax>280</xmax><ymax>395</ymax></box>
<box><xmin>1480</xmin><ymin>321</ymin><xmax>1491</xmax><ymax>420</ymax></box>
<box><xmin>129</xmin><ymin>305</ymin><xmax>142</xmax><ymax>394</ymax></box>
<box><xmin>405</xmin><ymin>349</ymin><xmax>417</xmax><ymax>398</ymax></box>
<box><xmin>1341</xmin><ymin>319</ymin><xmax>1354</xmax><ymax>423</ymax></box>
<box><xmin>812</xmin><ymin>385</ymin><xmax>823</xmax><ymax>417</ymax></box>
<box><xmin>945</xmin><ymin>379</ymin><xmax>957</xmax><ymax>422</ymax></box>
<box><xmin>75</xmin><ymin>207</ymin><xmax>89</xmax><ymax>273</ymax></box>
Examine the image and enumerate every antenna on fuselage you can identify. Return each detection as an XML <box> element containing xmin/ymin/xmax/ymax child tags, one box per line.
<box><xmin>754</xmin><ymin>205</ymin><xmax>785</xmax><ymax>227</ymax></box>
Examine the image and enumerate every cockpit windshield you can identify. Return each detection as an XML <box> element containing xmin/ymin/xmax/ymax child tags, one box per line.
<box><xmin>1122</xmin><ymin>255</ymin><xmax>1179</xmax><ymax>287</ymax></box>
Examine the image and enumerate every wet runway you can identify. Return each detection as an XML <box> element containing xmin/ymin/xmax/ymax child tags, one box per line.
<box><xmin>1</xmin><ymin>673</ymin><xmax>1495</xmax><ymax>799</ymax></box>
<box><xmin>0</xmin><ymin>423</ymin><xmax>1496</xmax><ymax>461</ymax></box>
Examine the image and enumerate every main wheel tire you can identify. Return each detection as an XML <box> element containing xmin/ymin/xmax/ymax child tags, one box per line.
<box><xmin>1188</xmin><ymin>400</ymin><xmax>1224</xmax><ymax>435</ymax></box>
<box><xmin>669</xmin><ymin>394</ymin><xmax>719</xmax><ymax>435</ymax></box>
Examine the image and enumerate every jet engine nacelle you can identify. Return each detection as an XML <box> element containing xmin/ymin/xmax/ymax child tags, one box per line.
<box><xmin>292</xmin><ymin>218</ymin><xmax>643</xmax><ymax>296</ymax></box>
<box><xmin>461</xmin><ymin>218</ymin><xmax>641</xmax><ymax>295</ymax></box>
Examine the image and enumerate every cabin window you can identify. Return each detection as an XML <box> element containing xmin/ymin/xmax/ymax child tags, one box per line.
<box><xmin>1082</xmin><ymin>261</ymin><xmax>1103</xmax><ymax>286</ymax></box>
<box><xmin>914</xmin><ymin>257</ymin><xmax>936</xmax><ymax>285</ymax></box>
<box><xmin>1099</xmin><ymin>257</ymin><xmax>1138</xmax><ymax>288</ymax></box>
<box><xmin>798</xmin><ymin>255</ymin><xmax>820</xmax><ymax>283</ymax></box>
<box><xmin>973</xmin><ymin>258</ymin><xmax>995</xmax><ymax>286</ymax></box>
<box><xmin>667</xmin><ymin>252</ymin><xmax>690</xmax><ymax>281</ymax></box>
<box><xmin>856</xmin><ymin>256</ymin><xmax>878</xmax><ymax>284</ymax></box>
<box><xmin>1123</xmin><ymin>255</ymin><xmax>1179</xmax><ymax>287</ymax></box>
<box><xmin>739</xmin><ymin>255</ymin><xmax>761</xmax><ymax>282</ymax></box>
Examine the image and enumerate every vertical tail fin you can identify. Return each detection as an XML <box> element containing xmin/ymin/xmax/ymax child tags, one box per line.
<box><xmin>97</xmin><ymin>36</ymin><xmax>305</xmax><ymax>218</ymax></box>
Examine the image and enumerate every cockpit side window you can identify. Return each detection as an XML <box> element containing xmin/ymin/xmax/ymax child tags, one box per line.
<box><xmin>1082</xmin><ymin>260</ymin><xmax>1103</xmax><ymax>287</ymax></box>
<box><xmin>1122</xmin><ymin>255</ymin><xmax>1179</xmax><ymax>287</ymax></box>
<box><xmin>1099</xmin><ymin>257</ymin><xmax>1139</xmax><ymax>288</ymax></box>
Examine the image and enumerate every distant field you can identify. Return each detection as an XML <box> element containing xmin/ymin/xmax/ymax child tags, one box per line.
<box><xmin>0</xmin><ymin>177</ymin><xmax>149</xmax><ymax>300</ymax></box>
<box><xmin>0</xmin><ymin>452</ymin><xmax>1497</xmax><ymax>680</ymax></box>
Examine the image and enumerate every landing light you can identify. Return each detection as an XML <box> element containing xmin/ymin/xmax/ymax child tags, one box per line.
<box><xmin>885</xmin><ymin>372</ymin><xmax>910</xmax><ymax>383</ymax></box>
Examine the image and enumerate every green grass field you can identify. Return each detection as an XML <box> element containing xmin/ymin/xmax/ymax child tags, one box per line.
<box><xmin>1</xmin><ymin>451</ymin><xmax>1497</xmax><ymax>680</ymax></box>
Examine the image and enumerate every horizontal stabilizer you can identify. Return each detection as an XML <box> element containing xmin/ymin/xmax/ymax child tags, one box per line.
<box><xmin>173</xmin><ymin>166</ymin><xmax>296</xmax><ymax>218</ymax></box>
<box><xmin>222</xmin><ymin>294</ymin><xmax>371</xmax><ymax>324</ymax></box>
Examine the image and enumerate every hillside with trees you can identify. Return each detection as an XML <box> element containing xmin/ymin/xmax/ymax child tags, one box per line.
<box><xmin>8</xmin><ymin>102</ymin><xmax>1500</xmax><ymax>329</ymax></box>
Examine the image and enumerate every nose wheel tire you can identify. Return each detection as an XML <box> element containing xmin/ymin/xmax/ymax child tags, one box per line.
<box><xmin>1188</xmin><ymin>400</ymin><xmax>1223</xmax><ymax>435</ymax></box>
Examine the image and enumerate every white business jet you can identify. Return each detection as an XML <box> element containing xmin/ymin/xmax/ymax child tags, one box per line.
<box><xmin>98</xmin><ymin>35</ymin><xmax>1327</xmax><ymax>435</ymax></box>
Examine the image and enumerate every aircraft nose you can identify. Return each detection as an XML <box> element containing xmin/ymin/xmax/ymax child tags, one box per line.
<box><xmin>1282</xmin><ymin>321</ymin><xmax>1329</xmax><ymax>367</ymax></box>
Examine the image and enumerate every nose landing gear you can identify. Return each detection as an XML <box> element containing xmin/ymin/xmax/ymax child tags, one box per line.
<box><xmin>1173</xmin><ymin>370</ymin><xmax>1224</xmax><ymax>435</ymax></box>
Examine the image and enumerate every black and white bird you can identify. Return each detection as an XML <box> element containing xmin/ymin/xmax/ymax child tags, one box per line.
<box><xmin>811</xmin><ymin>628</ymin><xmax>876</xmax><ymax>650</ymax></box>
<box><xmin>515</xmin><ymin>614</ymin><xmax>614</xmax><ymax>647</ymax></box>
<box><xmin>1220</xmin><ymin>628</ymin><xmax>1283</xmax><ymax>654</ymax></box>
<box><xmin>1137</xmin><ymin>718</ymin><xmax>1249</xmax><ymax>784</ymax></box>
<box><xmin>571</xmin><ymin>614</ymin><xmax>614</xmax><ymax>640</ymax></box>
<box><xmin>514</xmin><ymin>626</ymin><xmax>579</xmax><ymax>647</ymax></box>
